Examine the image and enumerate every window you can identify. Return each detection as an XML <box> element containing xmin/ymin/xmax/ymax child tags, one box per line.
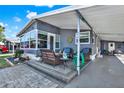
<box><xmin>38</xmin><ymin>40</ymin><xmax>47</xmax><ymax>48</ymax></box>
<box><xmin>75</xmin><ymin>31</ymin><xmax>90</xmax><ymax>44</ymax></box>
<box><xmin>20</xmin><ymin>35</ymin><xmax>26</xmax><ymax>48</ymax></box>
<box><xmin>20</xmin><ymin>35</ymin><xmax>24</xmax><ymax>48</ymax></box>
<box><xmin>55</xmin><ymin>35</ymin><xmax>60</xmax><ymax>49</ymax></box>
<box><xmin>20</xmin><ymin>30</ymin><xmax>36</xmax><ymax>48</ymax></box>
<box><xmin>38</xmin><ymin>32</ymin><xmax>47</xmax><ymax>48</ymax></box>
<box><xmin>25</xmin><ymin>32</ymin><xmax>30</xmax><ymax>48</ymax></box>
<box><xmin>118</xmin><ymin>43</ymin><xmax>121</xmax><ymax>48</ymax></box>
<box><xmin>30</xmin><ymin>40</ymin><xmax>36</xmax><ymax>48</ymax></box>
<box><xmin>80</xmin><ymin>31</ymin><xmax>90</xmax><ymax>44</ymax></box>
<box><xmin>30</xmin><ymin>31</ymin><xmax>36</xmax><ymax>48</ymax></box>
<box><xmin>38</xmin><ymin>33</ymin><xmax>47</xmax><ymax>40</ymax></box>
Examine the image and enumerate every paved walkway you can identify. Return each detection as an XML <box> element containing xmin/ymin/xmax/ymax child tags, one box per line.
<box><xmin>0</xmin><ymin>64</ymin><xmax>64</xmax><ymax>88</ymax></box>
<box><xmin>115</xmin><ymin>54</ymin><xmax>124</xmax><ymax>64</ymax></box>
<box><xmin>65</xmin><ymin>56</ymin><xmax>124</xmax><ymax>88</ymax></box>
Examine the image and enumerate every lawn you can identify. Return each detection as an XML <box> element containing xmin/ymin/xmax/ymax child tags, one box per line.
<box><xmin>0</xmin><ymin>54</ymin><xmax>13</xmax><ymax>68</ymax></box>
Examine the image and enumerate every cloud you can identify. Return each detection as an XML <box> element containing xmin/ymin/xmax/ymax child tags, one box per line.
<box><xmin>26</xmin><ymin>11</ymin><xmax>37</xmax><ymax>19</ymax></box>
<box><xmin>0</xmin><ymin>22</ymin><xmax>4</xmax><ymax>27</ymax></box>
<box><xmin>0</xmin><ymin>22</ymin><xmax>8</xmax><ymax>27</ymax></box>
<box><xmin>47</xmin><ymin>5</ymin><xmax>54</xmax><ymax>8</ymax></box>
<box><xmin>14</xmin><ymin>16</ymin><xmax>22</xmax><ymax>22</ymax></box>
<box><xmin>5</xmin><ymin>29</ymin><xmax>17</xmax><ymax>38</ymax></box>
<box><xmin>5</xmin><ymin>24</ymin><xmax>8</xmax><ymax>27</ymax></box>
<box><xmin>7</xmin><ymin>33</ymin><xmax>16</xmax><ymax>38</ymax></box>
<box><xmin>14</xmin><ymin>26</ymin><xmax>19</xmax><ymax>30</ymax></box>
<box><xmin>7</xmin><ymin>29</ymin><xmax>12</xmax><ymax>33</ymax></box>
<box><xmin>34</xmin><ymin>5</ymin><xmax>54</xmax><ymax>8</ymax></box>
<box><xmin>27</xmin><ymin>10</ymin><xmax>30</xmax><ymax>13</ymax></box>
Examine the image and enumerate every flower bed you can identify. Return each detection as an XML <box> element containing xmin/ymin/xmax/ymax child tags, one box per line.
<box><xmin>5</xmin><ymin>57</ymin><xmax>29</xmax><ymax>66</ymax></box>
<box><xmin>0</xmin><ymin>55</ymin><xmax>12</xmax><ymax>68</ymax></box>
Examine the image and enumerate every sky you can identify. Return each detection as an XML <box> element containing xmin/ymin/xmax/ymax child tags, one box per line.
<box><xmin>0</xmin><ymin>5</ymin><xmax>68</xmax><ymax>39</ymax></box>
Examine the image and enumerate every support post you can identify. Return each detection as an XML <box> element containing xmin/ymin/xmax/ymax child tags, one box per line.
<box><xmin>9</xmin><ymin>42</ymin><xmax>10</xmax><ymax>51</ymax></box>
<box><xmin>35</xmin><ymin>29</ymin><xmax>38</xmax><ymax>50</ymax></box>
<box><xmin>77</xmin><ymin>16</ymin><xmax>80</xmax><ymax>75</ymax></box>
<box><xmin>12</xmin><ymin>42</ymin><xmax>15</xmax><ymax>54</ymax></box>
<box><xmin>35</xmin><ymin>21</ymin><xmax>38</xmax><ymax>51</ymax></box>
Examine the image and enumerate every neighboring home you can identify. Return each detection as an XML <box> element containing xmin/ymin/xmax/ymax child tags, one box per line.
<box><xmin>16</xmin><ymin>5</ymin><xmax>124</xmax><ymax>61</ymax></box>
<box><xmin>4</xmin><ymin>38</ymin><xmax>20</xmax><ymax>53</ymax></box>
<box><xmin>0</xmin><ymin>42</ymin><xmax>4</xmax><ymax>45</ymax></box>
<box><xmin>101</xmin><ymin>40</ymin><xmax>124</xmax><ymax>54</ymax></box>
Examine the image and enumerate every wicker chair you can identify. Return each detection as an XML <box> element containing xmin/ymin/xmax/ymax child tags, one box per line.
<box><xmin>40</xmin><ymin>49</ymin><xmax>62</xmax><ymax>66</ymax></box>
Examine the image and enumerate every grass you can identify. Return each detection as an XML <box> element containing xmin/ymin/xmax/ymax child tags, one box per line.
<box><xmin>0</xmin><ymin>54</ymin><xmax>14</xmax><ymax>68</ymax></box>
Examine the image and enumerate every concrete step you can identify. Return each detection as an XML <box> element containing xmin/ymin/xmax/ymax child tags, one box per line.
<box><xmin>27</xmin><ymin>61</ymin><xmax>77</xmax><ymax>83</ymax></box>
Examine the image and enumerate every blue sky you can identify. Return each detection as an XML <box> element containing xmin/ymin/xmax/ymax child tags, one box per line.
<box><xmin>0</xmin><ymin>5</ymin><xmax>68</xmax><ymax>38</ymax></box>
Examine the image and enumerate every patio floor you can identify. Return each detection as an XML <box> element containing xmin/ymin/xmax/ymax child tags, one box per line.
<box><xmin>65</xmin><ymin>56</ymin><xmax>124</xmax><ymax>88</ymax></box>
<box><xmin>27</xmin><ymin>60</ymin><xmax>77</xmax><ymax>83</ymax></box>
<box><xmin>0</xmin><ymin>55</ymin><xmax>124</xmax><ymax>88</ymax></box>
<box><xmin>0</xmin><ymin>64</ymin><xmax>65</xmax><ymax>88</ymax></box>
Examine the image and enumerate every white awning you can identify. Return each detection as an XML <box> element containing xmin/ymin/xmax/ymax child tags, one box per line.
<box><xmin>34</xmin><ymin>5</ymin><xmax>124</xmax><ymax>42</ymax></box>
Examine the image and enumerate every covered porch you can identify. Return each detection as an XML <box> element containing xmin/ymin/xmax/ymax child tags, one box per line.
<box><xmin>31</xmin><ymin>5</ymin><xmax>98</xmax><ymax>75</ymax></box>
<box><xmin>32</xmin><ymin>5</ymin><xmax>124</xmax><ymax>75</ymax></box>
<box><xmin>17</xmin><ymin>6</ymin><xmax>94</xmax><ymax>76</ymax></box>
<box><xmin>17</xmin><ymin>5</ymin><xmax>124</xmax><ymax>77</ymax></box>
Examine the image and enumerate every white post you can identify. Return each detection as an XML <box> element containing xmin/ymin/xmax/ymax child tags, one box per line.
<box><xmin>9</xmin><ymin>42</ymin><xmax>10</xmax><ymax>51</ymax></box>
<box><xmin>35</xmin><ymin>22</ymin><xmax>38</xmax><ymax>50</ymax></box>
<box><xmin>35</xmin><ymin>29</ymin><xmax>38</xmax><ymax>50</ymax></box>
<box><xmin>12</xmin><ymin>42</ymin><xmax>15</xmax><ymax>54</ymax></box>
<box><xmin>77</xmin><ymin>16</ymin><xmax>80</xmax><ymax>75</ymax></box>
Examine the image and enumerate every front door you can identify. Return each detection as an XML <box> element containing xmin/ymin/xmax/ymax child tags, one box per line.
<box><xmin>48</xmin><ymin>33</ymin><xmax>55</xmax><ymax>51</ymax></box>
<box><xmin>108</xmin><ymin>42</ymin><xmax>115</xmax><ymax>52</ymax></box>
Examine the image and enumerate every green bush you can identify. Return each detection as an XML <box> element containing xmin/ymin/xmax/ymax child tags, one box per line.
<box><xmin>15</xmin><ymin>49</ymin><xmax>24</xmax><ymax>58</ymax></box>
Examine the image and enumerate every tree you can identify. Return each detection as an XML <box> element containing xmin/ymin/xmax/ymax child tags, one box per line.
<box><xmin>0</xmin><ymin>25</ymin><xmax>5</xmax><ymax>33</ymax></box>
<box><xmin>0</xmin><ymin>25</ymin><xmax>5</xmax><ymax>42</ymax></box>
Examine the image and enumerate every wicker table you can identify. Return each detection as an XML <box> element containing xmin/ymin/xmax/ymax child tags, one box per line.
<box><xmin>60</xmin><ymin>58</ymin><xmax>69</xmax><ymax>69</ymax></box>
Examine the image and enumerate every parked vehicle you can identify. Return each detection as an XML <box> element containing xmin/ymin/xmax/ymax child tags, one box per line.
<box><xmin>0</xmin><ymin>45</ymin><xmax>9</xmax><ymax>54</ymax></box>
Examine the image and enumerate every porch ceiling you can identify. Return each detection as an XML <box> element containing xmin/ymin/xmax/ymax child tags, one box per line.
<box><xmin>34</xmin><ymin>5</ymin><xmax>124</xmax><ymax>42</ymax></box>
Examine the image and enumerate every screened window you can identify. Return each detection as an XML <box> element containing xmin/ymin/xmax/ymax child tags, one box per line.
<box><xmin>20</xmin><ymin>30</ymin><xmax>36</xmax><ymax>48</ymax></box>
<box><xmin>55</xmin><ymin>35</ymin><xmax>60</xmax><ymax>49</ymax></box>
<box><xmin>20</xmin><ymin>35</ymin><xmax>24</xmax><ymax>48</ymax></box>
<box><xmin>20</xmin><ymin>35</ymin><xmax>26</xmax><ymax>48</ymax></box>
<box><xmin>38</xmin><ymin>40</ymin><xmax>47</xmax><ymax>48</ymax></box>
<box><xmin>30</xmin><ymin>40</ymin><xmax>36</xmax><ymax>48</ymax></box>
<box><xmin>38</xmin><ymin>32</ymin><xmax>47</xmax><ymax>48</ymax></box>
<box><xmin>38</xmin><ymin>34</ymin><xmax>47</xmax><ymax>40</ymax></box>
<box><xmin>25</xmin><ymin>32</ymin><xmax>30</xmax><ymax>48</ymax></box>
<box><xmin>30</xmin><ymin>31</ymin><xmax>36</xmax><ymax>48</ymax></box>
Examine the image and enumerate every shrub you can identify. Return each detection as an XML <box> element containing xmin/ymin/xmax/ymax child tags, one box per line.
<box><xmin>15</xmin><ymin>49</ymin><xmax>24</xmax><ymax>58</ymax></box>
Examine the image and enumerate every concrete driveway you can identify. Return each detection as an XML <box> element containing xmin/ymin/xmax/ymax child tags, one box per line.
<box><xmin>65</xmin><ymin>56</ymin><xmax>124</xmax><ymax>88</ymax></box>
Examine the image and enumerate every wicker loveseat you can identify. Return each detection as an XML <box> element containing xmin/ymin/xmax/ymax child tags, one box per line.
<box><xmin>40</xmin><ymin>49</ymin><xmax>62</xmax><ymax>65</ymax></box>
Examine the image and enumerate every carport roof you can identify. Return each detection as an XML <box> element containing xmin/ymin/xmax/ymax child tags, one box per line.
<box><xmin>18</xmin><ymin>5</ymin><xmax>124</xmax><ymax>41</ymax></box>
